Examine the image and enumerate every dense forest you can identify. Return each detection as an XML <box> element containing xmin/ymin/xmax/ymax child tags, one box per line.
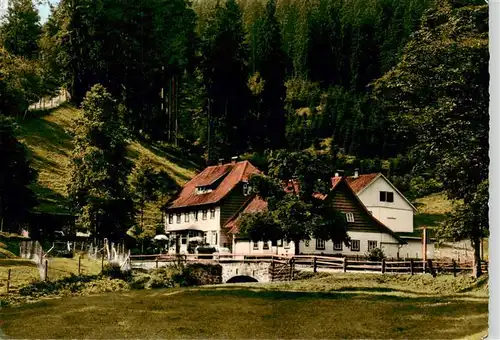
<box><xmin>0</xmin><ymin>0</ymin><xmax>489</xmax><ymax>274</ymax></box>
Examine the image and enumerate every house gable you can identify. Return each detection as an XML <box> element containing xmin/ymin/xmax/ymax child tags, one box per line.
<box><xmin>348</xmin><ymin>174</ymin><xmax>417</xmax><ymax>212</ymax></box>
<box><xmin>327</xmin><ymin>179</ymin><xmax>405</xmax><ymax>244</ymax></box>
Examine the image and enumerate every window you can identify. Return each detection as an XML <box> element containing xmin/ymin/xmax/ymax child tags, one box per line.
<box><xmin>263</xmin><ymin>241</ymin><xmax>269</xmax><ymax>250</ymax></box>
<box><xmin>211</xmin><ymin>231</ymin><xmax>218</xmax><ymax>245</ymax></box>
<box><xmin>242</xmin><ymin>182</ymin><xmax>251</xmax><ymax>196</ymax></box>
<box><xmin>277</xmin><ymin>239</ymin><xmax>283</xmax><ymax>247</ymax></box>
<box><xmin>333</xmin><ymin>241</ymin><xmax>343</xmax><ymax>251</ymax></box>
<box><xmin>210</xmin><ymin>208</ymin><xmax>216</xmax><ymax>219</ymax></box>
<box><xmin>184</xmin><ymin>213</ymin><xmax>189</xmax><ymax>223</ymax></box>
<box><xmin>194</xmin><ymin>211</ymin><xmax>199</xmax><ymax>221</ymax></box>
<box><xmin>188</xmin><ymin>231</ymin><xmax>198</xmax><ymax>238</ymax></box>
<box><xmin>181</xmin><ymin>234</ymin><xmax>187</xmax><ymax>245</ymax></box>
<box><xmin>202</xmin><ymin>210</ymin><xmax>208</xmax><ymax>220</ymax></box>
<box><xmin>176</xmin><ymin>213</ymin><xmax>181</xmax><ymax>224</ymax></box>
<box><xmin>284</xmin><ymin>241</ymin><xmax>290</xmax><ymax>249</ymax></box>
<box><xmin>203</xmin><ymin>232</ymin><xmax>207</xmax><ymax>244</ymax></box>
<box><xmin>351</xmin><ymin>240</ymin><xmax>360</xmax><ymax>251</ymax></box>
<box><xmin>253</xmin><ymin>241</ymin><xmax>259</xmax><ymax>250</ymax></box>
<box><xmin>380</xmin><ymin>191</ymin><xmax>394</xmax><ymax>203</ymax></box>
<box><xmin>168</xmin><ymin>214</ymin><xmax>173</xmax><ymax>224</ymax></box>
<box><xmin>346</xmin><ymin>212</ymin><xmax>354</xmax><ymax>223</ymax></box>
<box><xmin>368</xmin><ymin>240</ymin><xmax>378</xmax><ymax>251</ymax></box>
<box><xmin>305</xmin><ymin>240</ymin><xmax>310</xmax><ymax>247</ymax></box>
<box><xmin>316</xmin><ymin>239</ymin><xmax>325</xmax><ymax>250</ymax></box>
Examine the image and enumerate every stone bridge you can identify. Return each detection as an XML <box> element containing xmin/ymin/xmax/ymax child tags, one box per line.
<box><xmin>130</xmin><ymin>259</ymin><xmax>293</xmax><ymax>283</ymax></box>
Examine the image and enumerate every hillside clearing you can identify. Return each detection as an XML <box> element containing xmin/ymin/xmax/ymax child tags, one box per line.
<box><xmin>16</xmin><ymin>104</ymin><xmax>200</xmax><ymax>225</ymax></box>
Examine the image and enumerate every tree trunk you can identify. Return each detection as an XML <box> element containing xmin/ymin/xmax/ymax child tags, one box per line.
<box><xmin>294</xmin><ymin>239</ymin><xmax>300</xmax><ymax>255</ymax></box>
<box><xmin>472</xmin><ymin>237</ymin><xmax>482</xmax><ymax>278</ymax></box>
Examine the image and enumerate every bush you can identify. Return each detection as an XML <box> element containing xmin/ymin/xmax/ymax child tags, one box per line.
<box><xmin>366</xmin><ymin>248</ymin><xmax>386</xmax><ymax>261</ymax></box>
<box><xmin>102</xmin><ymin>262</ymin><xmax>131</xmax><ymax>280</ymax></box>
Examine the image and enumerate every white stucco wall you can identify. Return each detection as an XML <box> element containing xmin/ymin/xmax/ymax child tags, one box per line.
<box><xmin>357</xmin><ymin>177</ymin><xmax>414</xmax><ymax>233</ymax></box>
<box><xmin>165</xmin><ymin>206</ymin><xmax>222</xmax><ymax>253</ymax></box>
<box><xmin>234</xmin><ymin>231</ymin><xmax>402</xmax><ymax>258</ymax></box>
<box><xmin>399</xmin><ymin>239</ymin><xmax>435</xmax><ymax>259</ymax></box>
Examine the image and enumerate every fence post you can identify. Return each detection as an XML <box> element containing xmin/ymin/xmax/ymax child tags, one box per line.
<box><xmin>343</xmin><ymin>257</ymin><xmax>347</xmax><ymax>273</ymax></box>
<box><xmin>156</xmin><ymin>258</ymin><xmax>159</xmax><ymax>269</ymax></box>
<box><xmin>428</xmin><ymin>259</ymin><xmax>435</xmax><ymax>277</ymax></box>
<box><xmin>271</xmin><ymin>261</ymin><xmax>275</xmax><ymax>282</ymax></box>
<box><xmin>410</xmin><ymin>259</ymin><xmax>414</xmax><ymax>275</ymax></box>
<box><xmin>381</xmin><ymin>259</ymin><xmax>386</xmax><ymax>274</ymax></box>
<box><xmin>44</xmin><ymin>260</ymin><xmax>48</xmax><ymax>281</ymax></box>
<box><xmin>6</xmin><ymin>269</ymin><xmax>11</xmax><ymax>293</ymax></box>
<box><xmin>313</xmin><ymin>256</ymin><xmax>317</xmax><ymax>273</ymax></box>
<box><xmin>78</xmin><ymin>255</ymin><xmax>81</xmax><ymax>275</ymax></box>
<box><xmin>101</xmin><ymin>251</ymin><xmax>104</xmax><ymax>272</ymax></box>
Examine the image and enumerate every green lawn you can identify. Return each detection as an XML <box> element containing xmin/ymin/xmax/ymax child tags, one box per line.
<box><xmin>0</xmin><ymin>273</ymin><xmax>488</xmax><ymax>339</ymax></box>
<box><xmin>0</xmin><ymin>257</ymin><xmax>104</xmax><ymax>293</ymax></box>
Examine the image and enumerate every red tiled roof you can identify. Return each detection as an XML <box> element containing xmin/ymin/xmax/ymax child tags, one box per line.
<box><xmin>344</xmin><ymin>173</ymin><xmax>380</xmax><ymax>193</ymax></box>
<box><xmin>166</xmin><ymin>160</ymin><xmax>260</xmax><ymax>209</ymax></box>
<box><xmin>225</xmin><ymin>196</ymin><xmax>268</xmax><ymax>234</ymax></box>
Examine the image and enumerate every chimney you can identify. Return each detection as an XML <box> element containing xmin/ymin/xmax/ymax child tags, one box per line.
<box><xmin>335</xmin><ymin>170</ymin><xmax>344</xmax><ymax>178</ymax></box>
<box><xmin>354</xmin><ymin>168</ymin><xmax>359</xmax><ymax>178</ymax></box>
<box><xmin>218</xmin><ymin>158</ymin><xmax>224</xmax><ymax>166</ymax></box>
<box><xmin>335</xmin><ymin>172</ymin><xmax>339</xmax><ymax>177</ymax></box>
<box><xmin>231</xmin><ymin>156</ymin><xmax>238</xmax><ymax>164</ymax></box>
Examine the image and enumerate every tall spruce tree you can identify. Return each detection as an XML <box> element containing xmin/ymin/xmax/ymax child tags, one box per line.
<box><xmin>67</xmin><ymin>84</ymin><xmax>134</xmax><ymax>241</ymax></box>
<box><xmin>200</xmin><ymin>0</ymin><xmax>251</xmax><ymax>162</ymax></box>
<box><xmin>0</xmin><ymin>0</ymin><xmax>42</xmax><ymax>59</ymax></box>
<box><xmin>0</xmin><ymin>115</ymin><xmax>38</xmax><ymax>232</ymax></box>
<box><xmin>251</xmin><ymin>0</ymin><xmax>287</xmax><ymax>151</ymax></box>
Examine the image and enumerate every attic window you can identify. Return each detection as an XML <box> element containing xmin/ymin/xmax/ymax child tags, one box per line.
<box><xmin>242</xmin><ymin>182</ymin><xmax>251</xmax><ymax>196</ymax></box>
<box><xmin>196</xmin><ymin>186</ymin><xmax>213</xmax><ymax>195</ymax></box>
<box><xmin>346</xmin><ymin>213</ymin><xmax>355</xmax><ymax>223</ymax></box>
<box><xmin>380</xmin><ymin>191</ymin><xmax>394</xmax><ymax>203</ymax></box>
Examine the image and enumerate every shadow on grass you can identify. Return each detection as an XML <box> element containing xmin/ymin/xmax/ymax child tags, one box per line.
<box><xmin>0</xmin><ymin>259</ymin><xmax>36</xmax><ymax>267</ymax></box>
<box><xmin>19</xmin><ymin>118</ymin><xmax>73</xmax><ymax>156</ymax></box>
<box><xmin>30</xmin><ymin>184</ymin><xmax>70</xmax><ymax>215</ymax></box>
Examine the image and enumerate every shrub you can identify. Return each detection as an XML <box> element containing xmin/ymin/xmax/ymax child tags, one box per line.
<box><xmin>102</xmin><ymin>262</ymin><xmax>131</xmax><ymax>280</ymax></box>
<box><xmin>366</xmin><ymin>248</ymin><xmax>386</xmax><ymax>261</ymax></box>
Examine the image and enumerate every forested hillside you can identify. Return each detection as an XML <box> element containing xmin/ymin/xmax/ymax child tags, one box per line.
<box><xmin>0</xmin><ymin>0</ymin><xmax>488</xmax><ymax>274</ymax></box>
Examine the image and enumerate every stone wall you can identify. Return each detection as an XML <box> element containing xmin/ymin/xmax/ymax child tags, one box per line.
<box><xmin>221</xmin><ymin>261</ymin><xmax>271</xmax><ymax>283</ymax></box>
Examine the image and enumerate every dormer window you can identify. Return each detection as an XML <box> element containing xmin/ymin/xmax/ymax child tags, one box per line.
<box><xmin>196</xmin><ymin>186</ymin><xmax>213</xmax><ymax>195</ymax></box>
<box><xmin>242</xmin><ymin>182</ymin><xmax>251</xmax><ymax>196</ymax></box>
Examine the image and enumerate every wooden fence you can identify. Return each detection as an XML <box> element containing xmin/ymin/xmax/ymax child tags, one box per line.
<box><xmin>129</xmin><ymin>253</ymin><xmax>488</xmax><ymax>276</ymax></box>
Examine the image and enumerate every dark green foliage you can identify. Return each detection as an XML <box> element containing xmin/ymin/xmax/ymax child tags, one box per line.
<box><xmin>67</xmin><ymin>84</ymin><xmax>134</xmax><ymax>241</ymax></box>
<box><xmin>199</xmin><ymin>0</ymin><xmax>251</xmax><ymax>162</ymax></box>
<box><xmin>372</xmin><ymin>0</ymin><xmax>488</xmax><ymax>276</ymax></box>
<box><xmin>0</xmin><ymin>116</ymin><xmax>38</xmax><ymax>232</ymax></box>
<box><xmin>0</xmin><ymin>0</ymin><xmax>42</xmax><ymax>59</ymax></box>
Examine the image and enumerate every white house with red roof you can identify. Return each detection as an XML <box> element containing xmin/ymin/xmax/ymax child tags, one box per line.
<box><xmin>344</xmin><ymin>171</ymin><xmax>417</xmax><ymax>234</ymax></box>
<box><xmin>163</xmin><ymin>158</ymin><xmax>260</xmax><ymax>254</ymax></box>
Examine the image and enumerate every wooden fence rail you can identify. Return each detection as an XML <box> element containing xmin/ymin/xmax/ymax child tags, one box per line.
<box><xmin>129</xmin><ymin>253</ymin><xmax>488</xmax><ymax>276</ymax></box>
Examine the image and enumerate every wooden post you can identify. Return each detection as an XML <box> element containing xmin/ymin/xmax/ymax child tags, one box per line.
<box><xmin>428</xmin><ymin>259</ymin><xmax>435</xmax><ymax>277</ymax></box>
<box><xmin>313</xmin><ymin>256</ymin><xmax>317</xmax><ymax>273</ymax></box>
<box><xmin>271</xmin><ymin>261</ymin><xmax>275</xmax><ymax>282</ymax></box>
<box><xmin>156</xmin><ymin>258</ymin><xmax>159</xmax><ymax>269</ymax></box>
<box><xmin>45</xmin><ymin>260</ymin><xmax>48</xmax><ymax>281</ymax></box>
<box><xmin>452</xmin><ymin>259</ymin><xmax>457</xmax><ymax>277</ymax></box>
<box><xmin>6</xmin><ymin>269</ymin><xmax>11</xmax><ymax>293</ymax></box>
<box><xmin>78</xmin><ymin>256</ymin><xmax>81</xmax><ymax>275</ymax></box>
<box><xmin>101</xmin><ymin>251</ymin><xmax>104</xmax><ymax>272</ymax></box>
<box><xmin>381</xmin><ymin>259</ymin><xmax>386</xmax><ymax>274</ymax></box>
<box><xmin>343</xmin><ymin>257</ymin><xmax>347</xmax><ymax>273</ymax></box>
<box><xmin>410</xmin><ymin>259</ymin><xmax>414</xmax><ymax>275</ymax></box>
